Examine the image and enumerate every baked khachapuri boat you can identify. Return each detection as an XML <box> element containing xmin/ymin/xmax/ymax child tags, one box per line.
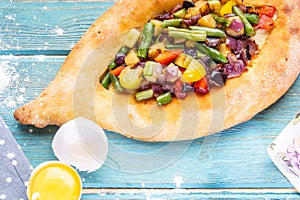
<box><xmin>14</xmin><ymin>0</ymin><xmax>300</xmax><ymax>141</ymax></box>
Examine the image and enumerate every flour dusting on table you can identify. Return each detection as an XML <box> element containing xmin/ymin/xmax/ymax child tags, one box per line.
<box><xmin>0</xmin><ymin>60</ymin><xmax>26</xmax><ymax>108</ymax></box>
<box><xmin>0</xmin><ymin>62</ymin><xmax>11</xmax><ymax>94</ymax></box>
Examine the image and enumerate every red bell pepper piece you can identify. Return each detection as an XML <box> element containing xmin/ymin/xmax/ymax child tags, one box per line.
<box><xmin>110</xmin><ymin>66</ymin><xmax>125</xmax><ymax>76</ymax></box>
<box><xmin>193</xmin><ymin>76</ymin><xmax>209</xmax><ymax>94</ymax></box>
<box><xmin>178</xmin><ymin>67</ymin><xmax>186</xmax><ymax>74</ymax></box>
<box><xmin>256</xmin><ymin>14</ymin><xmax>274</xmax><ymax>30</ymax></box>
<box><xmin>258</xmin><ymin>5</ymin><xmax>276</xmax><ymax>18</ymax></box>
<box><xmin>154</xmin><ymin>50</ymin><xmax>182</xmax><ymax>66</ymax></box>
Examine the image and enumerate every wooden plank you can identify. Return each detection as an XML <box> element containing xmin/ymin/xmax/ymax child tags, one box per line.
<box><xmin>81</xmin><ymin>188</ymin><xmax>300</xmax><ymax>199</ymax></box>
<box><xmin>1</xmin><ymin>0</ymin><xmax>300</xmax><ymax>197</ymax></box>
<box><xmin>1</xmin><ymin>56</ymin><xmax>299</xmax><ymax>190</ymax></box>
<box><xmin>1</xmin><ymin>1</ymin><xmax>114</xmax><ymax>54</ymax></box>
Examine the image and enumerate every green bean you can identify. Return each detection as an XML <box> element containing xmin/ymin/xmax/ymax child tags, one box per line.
<box><xmin>210</xmin><ymin>13</ymin><xmax>231</xmax><ymax>28</ymax></box>
<box><xmin>166</xmin><ymin>43</ymin><xmax>185</xmax><ymax>50</ymax></box>
<box><xmin>118</xmin><ymin>46</ymin><xmax>131</xmax><ymax>54</ymax></box>
<box><xmin>190</xmin><ymin>26</ymin><xmax>226</xmax><ymax>38</ymax></box>
<box><xmin>110</xmin><ymin>74</ymin><xmax>124</xmax><ymax>93</ymax></box>
<box><xmin>135</xmin><ymin>89</ymin><xmax>154</xmax><ymax>101</ymax></box>
<box><xmin>138</xmin><ymin>22</ymin><xmax>154</xmax><ymax>59</ymax></box>
<box><xmin>156</xmin><ymin>92</ymin><xmax>172</xmax><ymax>106</ymax></box>
<box><xmin>173</xmin><ymin>8</ymin><xmax>186</xmax><ymax>19</ymax></box>
<box><xmin>169</xmin><ymin>31</ymin><xmax>206</xmax><ymax>42</ymax></box>
<box><xmin>245</xmin><ymin>13</ymin><xmax>260</xmax><ymax>25</ymax></box>
<box><xmin>168</xmin><ymin>27</ymin><xmax>206</xmax><ymax>42</ymax></box>
<box><xmin>168</xmin><ymin>26</ymin><xmax>201</xmax><ymax>34</ymax></box>
<box><xmin>162</xmin><ymin>19</ymin><xmax>183</xmax><ymax>28</ymax></box>
<box><xmin>195</xmin><ymin>43</ymin><xmax>228</xmax><ymax>63</ymax></box>
<box><xmin>100</xmin><ymin>70</ymin><xmax>111</xmax><ymax>89</ymax></box>
<box><xmin>108</xmin><ymin>61</ymin><xmax>117</xmax><ymax>70</ymax></box>
<box><xmin>108</xmin><ymin>46</ymin><xmax>131</xmax><ymax>69</ymax></box>
<box><xmin>232</xmin><ymin>6</ymin><xmax>255</xmax><ymax>37</ymax></box>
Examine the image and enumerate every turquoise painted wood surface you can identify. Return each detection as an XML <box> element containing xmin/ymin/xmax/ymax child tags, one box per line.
<box><xmin>1</xmin><ymin>0</ymin><xmax>300</xmax><ymax>199</ymax></box>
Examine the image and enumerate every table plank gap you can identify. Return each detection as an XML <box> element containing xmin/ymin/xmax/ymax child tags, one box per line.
<box><xmin>82</xmin><ymin>188</ymin><xmax>298</xmax><ymax>194</ymax></box>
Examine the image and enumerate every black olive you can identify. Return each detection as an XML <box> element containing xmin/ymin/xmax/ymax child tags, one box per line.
<box><xmin>115</xmin><ymin>54</ymin><xmax>126</xmax><ymax>65</ymax></box>
<box><xmin>211</xmin><ymin>70</ymin><xmax>228</xmax><ymax>87</ymax></box>
<box><xmin>171</xmin><ymin>4</ymin><xmax>183</xmax><ymax>14</ymax></box>
<box><xmin>182</xmin><ymin>83</ymin><xmax>194</xmax><ymax>92</ymax></box>
<box><xmin>198</xmin><ymin>55</ymin><xmax>212</xmax><ymax>72</ymax></box>
<box><xmin>154</xmin><ymin>12</ymin><xmax>173</xmax><ymax>21</ymax></box>
<box><xmin>137</xmin><ymin>83</ymin><xmax>152</xmax><ymax>92</ymax></box>
<box><xmin>205</xmin><ymin>37</ymin><xmax>221</xmax><ymax>48</ymax></box>
<box><xmin>152</xmin><ymin>83</ymin><xmax>164</xmax><ymax>97</ymax></box>
<box><xmin>246</xmin><ymin>45</ymin><xmax>252</xmax><ymax>60</ymax></box>
<box><xmin>182</xmin><ymin>14</ymin><xmax>201</xmax><ymax>26</ymax></box>
<box><xmin>184</xmin><ymin>47</ymin><xmax>197</xmax><ymax>58</ymax></box>
<box><xmin>182</xmin><ymin>0</ymin><xmax>195</xmax><ymax>9</ymax></box>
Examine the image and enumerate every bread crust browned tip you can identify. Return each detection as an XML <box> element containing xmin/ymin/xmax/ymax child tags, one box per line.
<box><xmin>14</xmin><ymin>0</ymin><xmax>300</xmax><ymax>141</ymax></box>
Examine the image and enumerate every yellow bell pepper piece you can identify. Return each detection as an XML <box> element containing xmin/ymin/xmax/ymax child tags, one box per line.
<box><xmin>182</xmin><ymin>59</ymin><xmax>206</xmax><ymax>82</ymax></box>
<box><xmin>125</xmin><ymin>50</ymin><xmax>140</xmax><ymax>67</ymax></box>
<box><xmin>220</xmin><ymin>0</ymin><xmax>236</xmax><ymax>17</ymax></box>
<box><xmin>218</xmin><ymin>43</ymin><xmax>231</xmax><ymax>57</ymax></box>
<box><xmin>197</xmin><ymin>14</ymin><xmax>217</xmax><ymax>28</ymax></box>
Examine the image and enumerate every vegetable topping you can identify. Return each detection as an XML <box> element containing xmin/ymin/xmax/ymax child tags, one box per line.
<box><xmin>100</xmin><ymin>0</ymin><xmax>276</xmax><ymax>105</ymax></box>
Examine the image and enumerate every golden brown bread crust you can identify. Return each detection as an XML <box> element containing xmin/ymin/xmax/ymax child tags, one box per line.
<box><xmin>14</xmin><ymin>0</ymin><xmax>300</xmax><ymax>141</ymax></box>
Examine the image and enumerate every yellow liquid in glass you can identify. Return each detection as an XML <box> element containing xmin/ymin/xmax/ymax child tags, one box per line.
<box><xmin>28</xmin><ymin>162</ymin><xmax>81</xmax><ymax>200</ymax></box>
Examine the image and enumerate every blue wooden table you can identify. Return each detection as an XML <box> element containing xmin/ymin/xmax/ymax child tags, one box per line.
<box><xmin>1</xmin><ymin>1</ymin><xmax>300</xmax><ymax>199</ymax></box>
